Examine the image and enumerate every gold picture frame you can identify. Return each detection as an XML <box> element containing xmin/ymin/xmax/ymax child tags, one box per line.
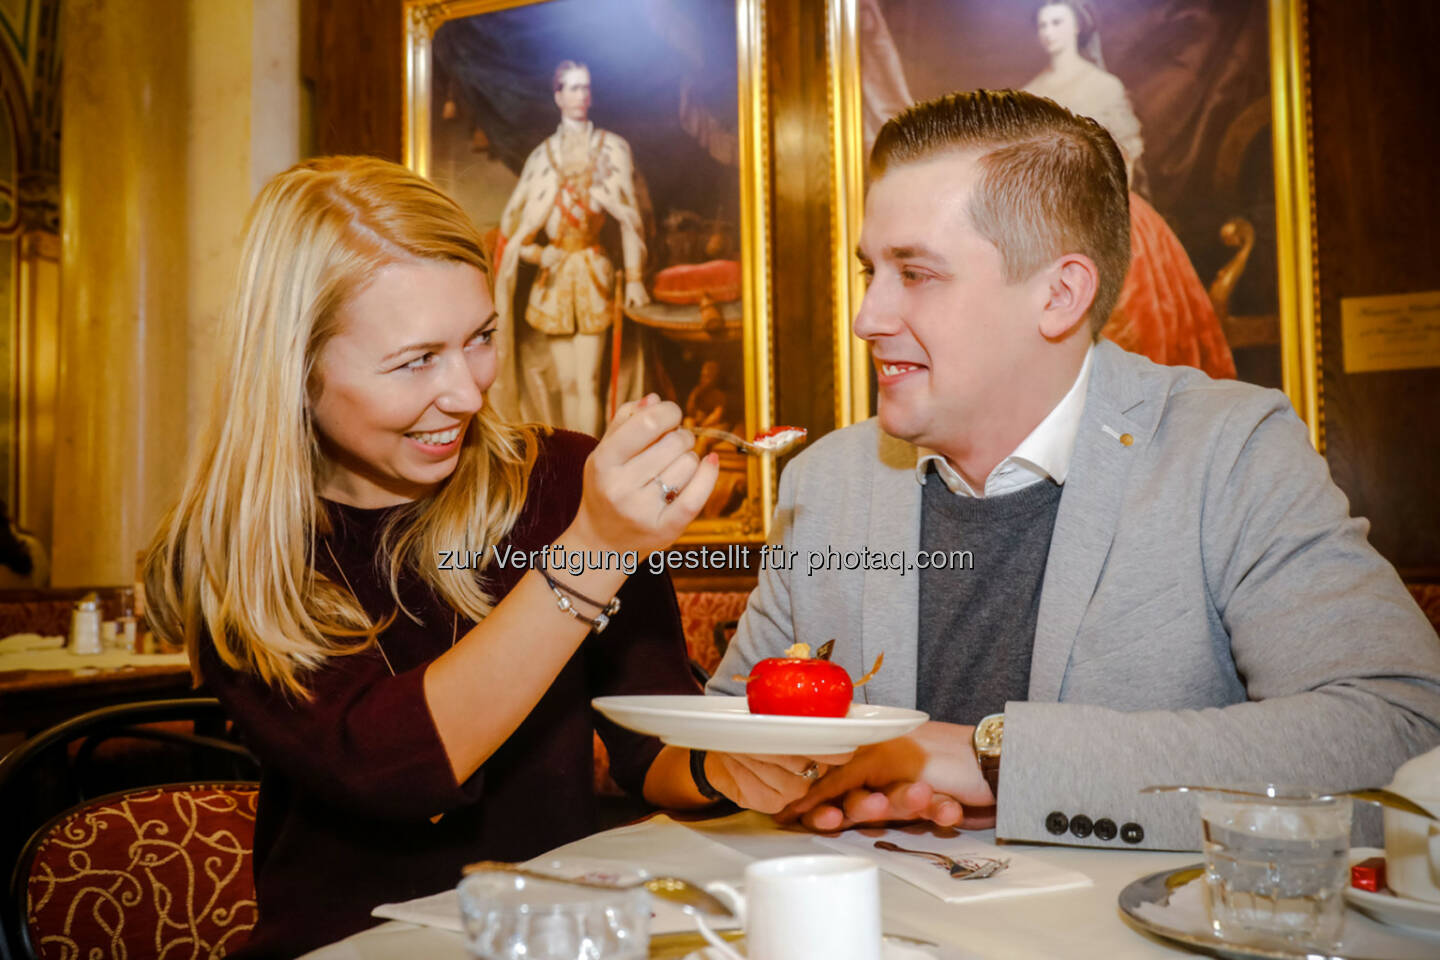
<box><xmin>404</xmin><ymin>0</ymin><xmax>776</xmax><ymax>544</ymax></box>
<box><xmin>827</xmin><ymin>0</ymin><xmax>1320</xmax><ymax>449</ymax></box>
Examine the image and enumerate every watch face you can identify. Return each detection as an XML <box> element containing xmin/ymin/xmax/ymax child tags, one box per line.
<box><xmin>975</xmin><ymin>714</ymin><xmax>1004</xmax><ymax>754</ymax></box>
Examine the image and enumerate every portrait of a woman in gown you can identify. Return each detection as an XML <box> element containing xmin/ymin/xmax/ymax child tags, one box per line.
<box><xmin>1022</xmin><ymin>0</ymin><xmax>1235</xmax><ymax>379</ymax></box>
<box><xmin>858</xmin><ymin>0</ymin><xmax>1244</xmax><ymax>382</ymax></box>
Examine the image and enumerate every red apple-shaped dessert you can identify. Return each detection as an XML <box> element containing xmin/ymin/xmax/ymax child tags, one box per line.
<box><xmin>747</xmin><ymin>644</ymin><xmax>852</xmax><ymax>717</ymax></box>
<box><xmin>740</xmin><ymin>643</ymin><xmax>884</xmax><ymax>718</ymax></box>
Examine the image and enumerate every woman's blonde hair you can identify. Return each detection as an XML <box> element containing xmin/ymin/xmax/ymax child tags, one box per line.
<box><xmin>145</xmin><ymin>156</ymin><xmax>539</xmax><ymax>697</ymax></box>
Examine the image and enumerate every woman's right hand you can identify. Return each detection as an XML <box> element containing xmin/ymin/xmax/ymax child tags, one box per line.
<box><xmin>568</xmin><ymin>395</ymin><xmax>720</xmax><ymax>557</ymax></box>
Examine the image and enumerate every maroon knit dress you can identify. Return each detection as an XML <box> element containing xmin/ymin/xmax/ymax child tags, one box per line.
<box><xmin>201</xmin><ymin>430</ymin><xmax>699</xmax><ymax>958</ymax></box>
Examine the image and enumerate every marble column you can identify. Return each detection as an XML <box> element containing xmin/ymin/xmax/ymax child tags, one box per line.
<box><xmin>51</xmin><ymin>0</ymin><xmax>190</xmax><ymax>586</ymax></box>
<box><xmin>50</xmin><ymin>0</ymin><xmax>300</xmax><ymax>586</ymax></box>
<box><xmin>188</xmin><ymin>0</ymin><xmax>301</xmax><ymax>422</ymax></box>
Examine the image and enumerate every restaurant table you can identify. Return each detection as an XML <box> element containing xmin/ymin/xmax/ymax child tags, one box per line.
<box><xmin>0</xmin><ymin>638</ymin><xmax>192</xmax><ymax>735</ymax></box>
<box><xmin>300</xmin><ymin>810</ymin><xmax>1205</xmax><ymax>960</ymax></box>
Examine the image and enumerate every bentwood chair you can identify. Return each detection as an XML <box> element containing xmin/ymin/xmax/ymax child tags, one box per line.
<box><xmin>0</xmin><ymin>698</ymin><xmax>261</xmax><ymax>960</ymax></box>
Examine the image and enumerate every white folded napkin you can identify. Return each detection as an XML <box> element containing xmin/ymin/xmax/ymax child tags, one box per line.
<box><xmin>372</xmin><ymin>879</ymin><xmax>734</xmax><ymax>938</ymax></box>
<box><xmin>373</xmin><ymin>817</ymin><xmax>753</xmax><ymax>936</ymax></box>
<box><xmin>0</xmin><ymin>632</ymin><xmax>63</xmax><ymax>654</ymax></box>
<box><xmin>816</xmin><ymin>826</ymin><xmax>1092</xmax><ymax>903</ymax></box>
<box><xmin>370</xmin><ymin>888</ymin><xmax>461</xmax><ymax>931</ymax></box>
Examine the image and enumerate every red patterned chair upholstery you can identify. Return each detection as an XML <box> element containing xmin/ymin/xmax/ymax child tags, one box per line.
<box><xmin>675</xmin><ymin>590</ymin><xmax>750</xmax><ymax>676</ymax></box>
<box><xmin>20</xmin><ymin>783</ymin><xmax>259</xmax><ymax>959</ymax></box>
<box><xmin>0</xmin><ymin>699</ymin><xmax>260</xmax><ymax>959</ymax></box>
<box><xmin>592</xmin><ymin>589</ymin><xmax>751</xmax><ymax>797</ymax></box>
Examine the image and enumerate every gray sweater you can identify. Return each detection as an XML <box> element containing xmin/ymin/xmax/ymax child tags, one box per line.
<box><xmin>916</xmin><ymin>474</ymin><xmax>1062</xmax><ymax>726</ymax></box>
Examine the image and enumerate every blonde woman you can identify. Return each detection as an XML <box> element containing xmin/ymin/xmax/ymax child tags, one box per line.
<box><xmin>145</xmin><ymin>157</ymin><xmax>723</xmax><ymax>957</ymax></box>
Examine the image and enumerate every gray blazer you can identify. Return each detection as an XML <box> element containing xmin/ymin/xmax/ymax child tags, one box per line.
<box><xmin>710</xmin><ymin>341</ymin><xmax>1440</xmax><ymax>849</ymax></box>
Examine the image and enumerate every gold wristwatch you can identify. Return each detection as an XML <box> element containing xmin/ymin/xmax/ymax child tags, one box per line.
<box><xmin>973</xmin><ymin>713</ymin><xmax>1004</xmax><ymax>800</ymax></box>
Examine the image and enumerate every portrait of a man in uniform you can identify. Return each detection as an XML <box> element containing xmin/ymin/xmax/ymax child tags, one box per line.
<box><xmin>419</xmin><ymin>0</ymin><xmax>769</xmax><ymax>537</ymax></box>
<box><xmin>493</xmin><ymin>61</ymin><xmax>650</xmax><ymax>436</ymax></box>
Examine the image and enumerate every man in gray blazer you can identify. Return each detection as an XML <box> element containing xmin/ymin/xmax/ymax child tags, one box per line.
<box><xmin>701</xmin><ymin>89</ymin><xmax>1440</xmax><ymax>850</ymax></box>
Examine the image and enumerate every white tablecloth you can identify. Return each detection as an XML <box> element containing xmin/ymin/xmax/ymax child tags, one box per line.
<box><xmin>300</xmin><ymin>811</ymin><xmax>1205</xmax><ymax>960</ymax></box>
<box><xmin>0</xmin><ymin>633</ymin><xmax>188</xmax><ymax>672</ymax></box>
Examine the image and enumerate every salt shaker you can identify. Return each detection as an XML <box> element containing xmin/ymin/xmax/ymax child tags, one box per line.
<box><xmin>69</xmin><ymin>592</ymin><xmax>102</xmax><ymax>655</ymax></box>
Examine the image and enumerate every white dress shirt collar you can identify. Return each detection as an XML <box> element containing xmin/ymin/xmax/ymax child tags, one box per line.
<box><xmin>917</xmin><ymin>345</ymin><xmax>1094</xmax><ymax>498</ymax></box>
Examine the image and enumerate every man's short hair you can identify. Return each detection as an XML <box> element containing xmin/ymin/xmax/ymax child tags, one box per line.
<box><xmin>870</xmin><ymin>89</ymin><xmax>1131</xmax><ymax>334</ymax></box>
<box><xmin>553</xmin><ymin>60</ymin><xmax>589</xmax><ymax>92</ymax></box>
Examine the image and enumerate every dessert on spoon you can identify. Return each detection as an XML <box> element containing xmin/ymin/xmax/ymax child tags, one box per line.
<box><xmin>693</xmin><ymin>425</ymin><xmax>807</xmax><ymax>456</ymax></box>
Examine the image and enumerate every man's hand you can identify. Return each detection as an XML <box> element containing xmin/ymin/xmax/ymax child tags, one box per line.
<box><xmin>704</xmin><ymin>752</ymin><xmax>851</xmax><ymax>814</ymax></box>
<box><xmin>540</xmin><ymin>245</ymin><xmax>564</xmax><ymax>270</ymax></box>
<box><xmin>625</xmin><ymin>279</ymin><xmax>650</xmax><ymax>308</ymax></box>
<box><xmin>780</xmin><ymin>781</ymin><xmax>979</xmax><ymax>832</ymax></box>
<box><xmin>778</xmin><ymin>721</ymin><xmax>996</xmax><ymax>831</ymax></box>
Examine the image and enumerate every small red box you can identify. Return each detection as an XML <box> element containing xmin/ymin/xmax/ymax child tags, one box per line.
<box><xmin>1350</xmin><ymin>856</ymin><xmax>1387</xmax><ymax>892</ymax></box>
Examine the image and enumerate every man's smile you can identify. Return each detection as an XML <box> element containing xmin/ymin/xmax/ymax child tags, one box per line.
<box><xmin>874</xmin><ymin>357</ymin><xmax>927</xmax><ymax>385</ymax></box>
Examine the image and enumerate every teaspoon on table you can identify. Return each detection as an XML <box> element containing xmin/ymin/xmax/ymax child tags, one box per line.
<box><xmin>1140</xmin><ymin>784</ymin><xmax>1437</xmax><ymax>821</ymax></box>
<box><xmin>872</xmin><ymin>840</ymin><xmax>1010</xmax><ymax>879</ymax></box>
<box><xmin>462</xmin><ymin>860</ymin><xmax>735</xmax><ymax>919</ymax></box>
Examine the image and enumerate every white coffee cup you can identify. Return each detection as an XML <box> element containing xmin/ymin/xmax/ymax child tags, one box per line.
<box><xmin>694</xmin><ymin>855</ymin><xmax>881</xmax><ymax>960</ymax></box>
<box><xmin>1384</xmin><ymin>808</ymin><xmax>1440</xmax><ymax>903</ymax></box>
<box><xmin>1384</xmin><ymin>747</ymin><xmax>1440</xmax><ymax>903</ymax></box>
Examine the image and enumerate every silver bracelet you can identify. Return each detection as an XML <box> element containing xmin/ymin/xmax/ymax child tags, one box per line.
<box><xmin>541</xmin><ymin>569</ymin><xmax>620</xmax><ymax>615</ymax></box>
<box><xmin>542</xmin><ymin>570</ymin><xmax>618</xmax><ymax>633</ymax></box>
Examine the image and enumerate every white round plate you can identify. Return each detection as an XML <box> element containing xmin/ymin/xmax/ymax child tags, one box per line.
<box><xmin>591</xmin><ymin>695</ymin><xmax>927</xmax><ymax>754</ymax></box>
<box><xmin>1345</xmin><ymin>848</ymin><xmax>1440</xmax><ymax>940</ymax></box>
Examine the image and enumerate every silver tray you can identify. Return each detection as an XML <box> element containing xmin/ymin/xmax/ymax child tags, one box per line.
<box><xmin>1118</xmin><ymin>864</ymin><xmax>1436</xmax><ymax>960</ymax></box>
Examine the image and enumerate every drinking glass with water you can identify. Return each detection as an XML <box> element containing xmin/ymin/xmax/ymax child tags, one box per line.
<box><xmin>1199</xmin><ymin>786</ymin><xmax>1353</xmax><ymax>952</ymax></box>
<box><xmin>458</xmin><ymin>871</ymin><xmax>649</xmax><ymax>960</ymax></box>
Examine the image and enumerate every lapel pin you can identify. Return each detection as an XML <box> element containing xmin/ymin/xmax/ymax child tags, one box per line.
<box><xmin>1101</xmin><ymin>425</ymin><xmax>1135</xmax><ymax>447</ymax></box>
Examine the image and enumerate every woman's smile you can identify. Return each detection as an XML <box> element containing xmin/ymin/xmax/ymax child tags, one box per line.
<box><xmin>311</xmin><ymin>259</ymin><xmax>497</xmax><ymax>507</ymax></box>
<box><xmin>406</xmin><ymin>423</ymin><xmax>466</xmax><ymax>453</ymax></box>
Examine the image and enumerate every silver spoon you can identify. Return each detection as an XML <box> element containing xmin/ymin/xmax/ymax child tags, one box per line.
<box><xmin>463</xmin><ymin>860</ymin><xmax>735</xmax><ymax>919</ymax></box>
<box><xmin>692</xmin><ymin>426</ymin><xmax>807</xmax><ymax>456</ymax></box>
<box><xmin>873</xmin><ymin>840</ymin><xmax>1009</xmax><ymax>879</ymax></box>
<box><xmin>1140</xmin><ymin>784</ymin><xmax>1437</xmax><ymax>821</ymax></box>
